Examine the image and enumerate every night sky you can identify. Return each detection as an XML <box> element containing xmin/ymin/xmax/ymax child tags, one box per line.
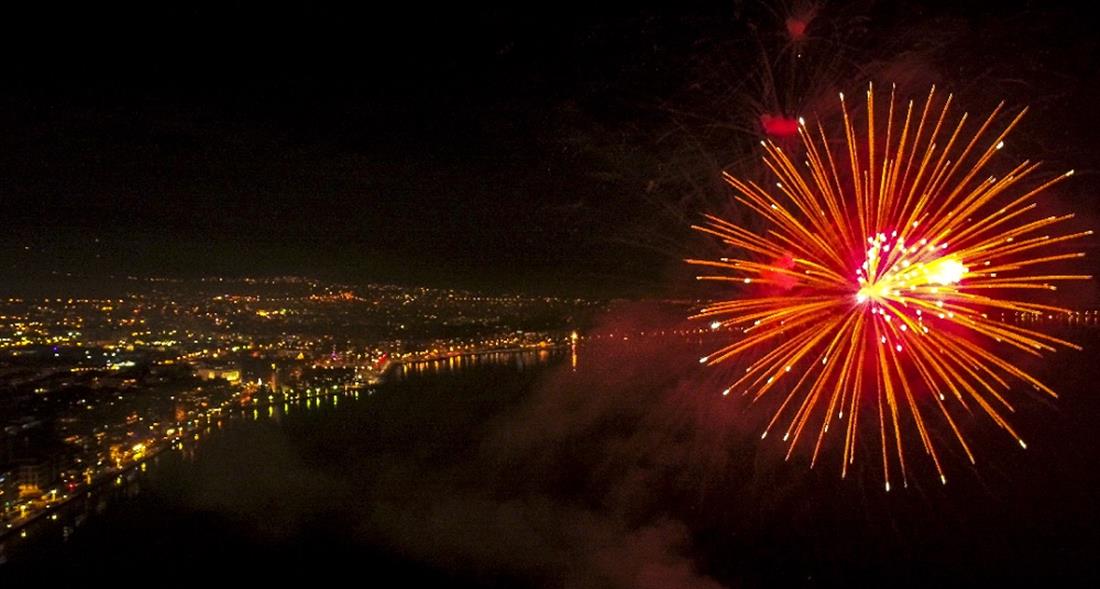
<box><xmin>1</xmin><ymin>2</ymin><xmax>1098</xmax><ymax>296</ymax></box>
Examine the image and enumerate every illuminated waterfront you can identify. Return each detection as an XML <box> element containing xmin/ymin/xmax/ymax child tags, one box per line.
<box><xmin>1</xmin><ymin>347</ymin><xmax>569</xmax><ymax>575</ymax></box>
<box><xmin>0</xmin><ymin>276</ymin><xmax>599</xmax><ymax>540</ymax></box>
<box><xmin>0</xmin><ymin>345</ymin><xmax>570</xmax><ymax>557</ymax></box>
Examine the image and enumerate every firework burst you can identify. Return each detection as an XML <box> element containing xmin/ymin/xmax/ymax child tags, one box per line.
<box><xmin>689</xmin><ymin>84</ymin><xmax>1091</xmax><ymax>490</ymax></box>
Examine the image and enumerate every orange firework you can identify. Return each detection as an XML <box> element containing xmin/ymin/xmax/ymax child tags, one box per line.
<box><xmin>689</xmin><ymin>84</ymin><xmax>1091</xmax><ymax>490</ymax></box>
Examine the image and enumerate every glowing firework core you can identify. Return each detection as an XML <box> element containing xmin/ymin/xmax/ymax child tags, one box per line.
<box><xmin>854</xmin><ymin>231</ymin><xmax>968</xmax><ymax>305</ymax></box>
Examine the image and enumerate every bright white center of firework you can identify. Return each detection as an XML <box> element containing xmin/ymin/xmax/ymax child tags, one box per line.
<box><xmin>927</xmin><ymin>258</ymin><xmax>967</xmax><ymax>286</ymax></box>
<box><xmin>855</xmin><ymin>232</ymin><xmax>968</xmax><ymax>304</ymax></box>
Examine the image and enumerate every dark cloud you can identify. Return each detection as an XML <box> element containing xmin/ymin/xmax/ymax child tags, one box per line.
<box><xmin>347</xmin><ymin>304</ymin><xmax>732</xmax><ymax>587</ymax></box>
<box><xmin>179</xmin><ymin>421</ymin><xmax>346</xmax><ymax>541</ymax></box>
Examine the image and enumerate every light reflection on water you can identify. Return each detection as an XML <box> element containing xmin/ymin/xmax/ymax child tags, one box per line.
<box><xmin>397</xmin><ymin>348</ymin><xmax>561</xmax><ymax>378</ymax></box>
<box><xmin>0</xmin><ymin>347</ymin><xmax>567</xmax><ymax>567</ymax></box>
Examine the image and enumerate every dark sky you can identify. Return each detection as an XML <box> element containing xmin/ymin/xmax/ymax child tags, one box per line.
<box><xmin>1</xmin><ymin>2</ymin><xmax>1098</xmax><ymax>296</ymax></box>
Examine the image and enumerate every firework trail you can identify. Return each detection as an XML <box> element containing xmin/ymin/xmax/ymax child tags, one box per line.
<box><xmin>690</xmin><ymin>84</ymin><xmax>1090</xmax><ymax>490</ymax></box>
